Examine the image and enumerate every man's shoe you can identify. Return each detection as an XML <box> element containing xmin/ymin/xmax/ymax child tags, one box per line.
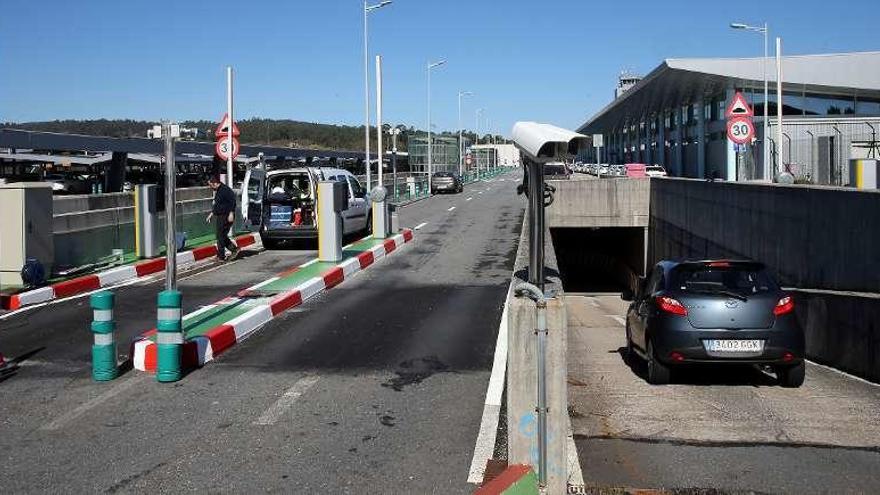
<box><xmin>229</xmin><ymin>248</ymin><xmax>241</xmax><ymax>261</ymax></box>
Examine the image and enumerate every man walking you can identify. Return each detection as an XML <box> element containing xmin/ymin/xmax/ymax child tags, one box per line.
<box><xmin>207</xmin><ymin>175</ymin><xmax>240</xmax><ymax>262</ymax></box>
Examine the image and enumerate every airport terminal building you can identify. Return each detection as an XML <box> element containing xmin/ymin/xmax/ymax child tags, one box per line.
<box><xmin>578</xmin><ymin>52</ymin><xmax>880</xmax><ymax>183</ymax></box>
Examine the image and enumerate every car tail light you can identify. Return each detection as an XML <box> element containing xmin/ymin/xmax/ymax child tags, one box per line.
<box><xmin>774</xmin><ymin>296</ymin><xmax>794</xmax><ymax>316</ymax></box>
<box><xmin>707</xmin><ymin>261</ymin><xmax>731</xmax><ymax>267</ymax></box>
<box><xmin>656</xmin><ymin>296</ymin><xmax>688</xmax><ymax>316</ymax></box>
<box><xmin>670</xmin><ymin>351</ymin><xmax>685</xmax><ymax>362</ymax></box>
<box><xmin>783</xmin><ymin>352</ymin><xmax>794</xmax><ymax>362</ymax></box>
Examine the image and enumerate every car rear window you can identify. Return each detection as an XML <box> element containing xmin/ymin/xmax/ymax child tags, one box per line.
<box><xmin>671</xmin><ymin>264</ymin><xmax>778</xmax><ymax>295</ymax></box>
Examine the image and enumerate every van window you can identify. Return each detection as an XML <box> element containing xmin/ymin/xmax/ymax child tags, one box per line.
<box><xmin>347</xmin><ymin>176</ymin><xmax>366</xmax><ymax>198</ymax></box>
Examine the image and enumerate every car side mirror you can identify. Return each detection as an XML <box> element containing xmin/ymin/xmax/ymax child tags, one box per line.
<box><xmin>620</xmin><ymin>288</ymin><xmax>634</xmax><ymax>302</ymax></box>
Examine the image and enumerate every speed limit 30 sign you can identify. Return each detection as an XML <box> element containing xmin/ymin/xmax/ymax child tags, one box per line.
<box><xmin>215</xmin><ymin>137</ymin><xmax>240</xmax><ymax>161</ymax></box>
<box><xmin>727</xmin><ymin>117</ymin><xmax>755</xmax><ymax>145</ymax></box>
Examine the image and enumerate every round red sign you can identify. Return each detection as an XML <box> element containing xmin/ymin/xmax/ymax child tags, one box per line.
<box><xmin>727</xmin><ymin>117</ymin><xmax>755</xmax><ymax>145</ymax></box>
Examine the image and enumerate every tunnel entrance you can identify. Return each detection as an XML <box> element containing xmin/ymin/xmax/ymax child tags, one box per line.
<box><xmin>550</xmin><ymin>227</ymin><xmax>646</xmax><ymax>293</ymax></box>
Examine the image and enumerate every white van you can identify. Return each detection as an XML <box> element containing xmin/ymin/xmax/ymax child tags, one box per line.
<box><xmin>241</xmin><ymin>166</ymin><xmax>371</xmax><ymax>248</ymax></box>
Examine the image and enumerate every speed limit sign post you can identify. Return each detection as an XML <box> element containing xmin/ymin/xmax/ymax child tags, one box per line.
<box><xmin>727</xmin><ymin>117</ymin><xmax>755</xmax><ymax>145</ymax></box>
<box><xmin>215</xmin><ymin>137</ymin><xmax>240</xmax><ymax>161</ymax></box>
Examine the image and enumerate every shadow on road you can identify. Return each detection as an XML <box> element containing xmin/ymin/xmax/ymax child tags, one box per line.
<box><xmin>613</xmin><ymin>346</ymin><xmax>780</xmax><ymax>387</ymax></box>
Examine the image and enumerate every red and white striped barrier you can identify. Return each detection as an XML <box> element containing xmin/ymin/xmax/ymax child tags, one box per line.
<box><xmin>1</xmin><ymin>234</ymin><xmax>258</xmax><ymax>311</ymax></box>
<box><xmin>132</xmin><ymin>229</ymin><xmax>413</xmax><ymax>373</ymax></box>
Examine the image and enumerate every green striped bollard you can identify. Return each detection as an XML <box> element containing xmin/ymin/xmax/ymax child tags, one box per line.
<box><xmin>156</xmin><ymin>290</ymin><xmax>183</xmax><ymax>383</ymax></box>
<box><xmin>90</xmin><ymin>291</ymin><xmax>118</xmax><ymax>381</ymax></box>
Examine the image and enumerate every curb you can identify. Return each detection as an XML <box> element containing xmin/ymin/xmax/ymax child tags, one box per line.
<box><xmin>0</xmin><ymin>234</ymin><xmax>258</xmax><ymax>311</ymax></box>
<box><xmin>475</xmin><ymin>465</ymin><xmax>539</xmax><ymax>495</ymax></box>
<box><xmin>132</xmin><ymin>229</ymin><xmax>414</xmax><ymax>373</ymax></box>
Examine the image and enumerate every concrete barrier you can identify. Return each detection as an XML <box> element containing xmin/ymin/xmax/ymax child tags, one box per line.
<box><xmin>506</xmin><ymin>222</ymin><xmax>567</xmax><ymax>494</ymax></box>
<box><xmin>51</xmin><ymin>187</ymin><xmax>217</xmax><ymax>268</ymax></box>
<box><xmin>546</xmin><ymin>177</ymin><xmax>649</xmax><ymax>228</ymax></box>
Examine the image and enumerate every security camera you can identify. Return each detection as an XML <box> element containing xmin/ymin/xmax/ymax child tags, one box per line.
<box><xmin>511</xmin><ymin>122</ymin><xmax>587</xmax><ymax>164</ymax></box>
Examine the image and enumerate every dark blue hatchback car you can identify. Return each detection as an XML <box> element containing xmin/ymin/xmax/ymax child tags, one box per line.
<box><xmin>622</xmin><ymin>260</ymin><xmax>805</xmax><ymax>387</ymax></box>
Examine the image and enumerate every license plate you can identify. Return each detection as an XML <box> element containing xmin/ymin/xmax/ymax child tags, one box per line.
<box><xmin>703</xmin><ymin>339</ymin><xmax>764</xmax><ymax>353</ymax></box>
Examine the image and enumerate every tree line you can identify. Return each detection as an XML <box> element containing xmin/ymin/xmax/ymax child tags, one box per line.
<box><xmin>2</xmin><ymin>118</ymin><xmax>508</xmax><ymax>153</ymax></box>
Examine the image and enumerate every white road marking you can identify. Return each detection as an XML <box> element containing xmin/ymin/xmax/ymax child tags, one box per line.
<box><xmin>414</xmin><ymin>222</ymin><xmax>429</xmax><ymax>230</ymax></box>
<box><xmin>447</xmin><ymin>206</ymin><xmax>456</xmax><ymax>212</ymax></box>
<box><xmin>253</xmin><ymin>374</ymin><xmax>320</xmax><ymax>425</ymax></box>
<box><xmin>478</xmin><ymin>191</ymin><xmax>483</xmax><ymax>195</ymax></box>
<box><xmin>605</xmin><ymin>315</ymin><xmax>626</xmax><ymax>326</ymax></box>
<box><xmin>39</xmin><ymin>374</ymin><xmax>147</xmax><ymax>431</ymax></box>
<box><xmin>466</xmin><ymin>197</ymin><xmax>473</xmax><ymax>201</ymax></box>
<box><xmin>586</xmin><ymin>297</ymin><xmax>599</xmax><ymax>308</ymax></box>
<box><xmin>567</xmin><ymin>416</ymin><xmax>585</xmax><ymax>489</ymax></box>
<box><xmin>467</xmin><ymin>283</ymin><xmax>512</xmax><ymax>484</ymax></box>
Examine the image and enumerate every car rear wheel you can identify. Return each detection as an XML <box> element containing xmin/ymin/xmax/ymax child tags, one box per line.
<box><xmin>624</xmin><ymin>322</ymin><xmax>634</xmax><ymax>360</ymax></box>
<box><xmin>776</xmin><ymin>361</ymin><xmax>805</xmax><ymax>388</ymax></box>
<box><xmin>646</xmin><ymin>340</ymin><xmax>671</xmax><ymax>385</ymax></box>
<box><xmin>260</xmin><ymin>236</ymin><xmax>279</xmax><ymax>250</ymax></box>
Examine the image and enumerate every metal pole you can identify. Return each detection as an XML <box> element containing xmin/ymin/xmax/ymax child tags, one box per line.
<box><xmin>458</xmin><ymin>93</ymin><xmax>463</xmax><ymax>177</ymax></box>
<box><xmin>226</xmin><ymin>67</ymin><xmax>234</xmax><ymax>187</ymax></box>
<box><xmin>527</xmin><ymin>161</ymin><xmax>545</xmax><ymax>291</ymax></box>
<box><xmin>392</xmin><ymin>130</ymin><xmax>398</xmax><ymax>199</ymax></box>
<box><xmin>776</xmin><ymin>36</ymin><xmax>783</xmax><ymax>181</ymax></box>
<box><xmin>376</xmin><ymin>55</ymin><xmax>383</xmax><ymax>189</ymax></box>
<box><xmin>427</xmin><ymin>64</ymin><xmax>432</xmax><ymax>194</ymax></box>
<box><xmin>763</xmin><ymin>24</ymin><xmax>769</xmax><ymax>181</ymax></box>
<box><xmin>363</xmin><ymin>1</ymin><xmax>371</xmax><ymax>193</ymax></box>
<box><xmin>536</xmin><ymin>298</ymin><xmax>548</xmax><ymax>486</ymax></box>
<box><xmin>163</xmin><ymin>122</ymin><xmax>177</xmax><ymax>291</ymax></box>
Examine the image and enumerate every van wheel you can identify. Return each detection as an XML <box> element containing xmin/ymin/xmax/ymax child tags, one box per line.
<box><xmin>364</xmin><ymin>212</ymin><xmax>373</xmax><ymax>235</ymax></box>
<box><xmin>776</xmin><ymin>361</ymin><xmax>805</xmax><ymax>388</ymax></box>
<box><xmin>646</xmin><ymin>340</ymin><xmax>671</xmax><ymax>385</ymax></box>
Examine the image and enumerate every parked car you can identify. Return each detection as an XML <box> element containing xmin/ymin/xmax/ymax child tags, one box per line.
<box><xmin>624</xmin><ymin>163</ymin><xmax>648</xmax><ymax>178</ymax></box>
<box><xmin>45</xmin><ymin>173</ymin><xmax>93</xmax><ymax>195</ymax></box>
<box><xmin>622</xmin><ymin>260</ymin><xmax>805</xmax><ymax>387</ymax></box>
<box><xmin>543</xmin><ymin>162</ymin><xmax>572</xmax><ymax>180</ymax></box>
<box><xmin>645</xmin><ymin>165</ymin><xmax>668</xmax><ymax>178</ymax></box>
<box><xmin>431</xmin><ymin>171</ymin><xmax>463</xmax><ymax>194</ymax></box>
<box><xmin>241</xmin><ymin>166</ymin><xmax>371</xmax><ymax>249</ymax></box>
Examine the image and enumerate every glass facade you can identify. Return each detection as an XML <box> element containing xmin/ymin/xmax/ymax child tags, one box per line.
<box><xmin>408</xmin><ymin>134</ymin><xmax>463</xmax><ymax>173</ymax></box>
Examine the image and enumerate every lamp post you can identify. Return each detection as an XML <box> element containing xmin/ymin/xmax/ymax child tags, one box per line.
<box><xmin>427</xmin><ymin>59</ymin><xmax>446</xmax><ymax>194</ymax></box>
<box><xmin>390</xmin><ymin>126</ymin><xmax>401</xmax><ymax>199</ymax></box>
<box><xmin>475</xmin><ymin>108</ymin><xmax>484</xmax><ymax>176</ymax></box>
<box><xmin>730</xmin><ymin>22</ymin><xmax>769</xmax><ymax>180</ymax></box>
<box><xmin>458</xmin><ymin>91</ymin><xmax>473</xmax><ymax>177</ymax></box>
<box><xmin>364</xmin><ymin>1</ymin><xmax>392</xmax><ymax>193</ymax></box>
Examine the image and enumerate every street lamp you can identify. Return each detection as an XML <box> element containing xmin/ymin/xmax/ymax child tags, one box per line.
<box><xmin>427</xmin><ymin>59</ymin><xmax>446</xmax><ymax>194</ymax></box>
<box><xmin>364</xmin><ymin>0</ymin><xmax>393</xmax><ymax>193</ymax></box>
<box><xmin>458</xmin><ymin>91</ymin><xmax>473</xmax><ymax>177</ymax></box>
<box><xmin>475</xmin><ymin>108</ymin><xmax>484</xmax><ymax>176</ymax></box>
<box><xmin>730</xmin><ymin>21</ymin><xmax>769</xmax><ymax>181</ymax></box>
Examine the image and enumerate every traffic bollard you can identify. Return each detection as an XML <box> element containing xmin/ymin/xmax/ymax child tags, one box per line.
<box><xmin>90</xmin><ymin>291</ymin><xmax>118</xmax><ymax>381</ymax></box>
<box><xmin>156</xmin><ymin>290</ymin><xmax>183</xmax><ymax>382</ymax></box>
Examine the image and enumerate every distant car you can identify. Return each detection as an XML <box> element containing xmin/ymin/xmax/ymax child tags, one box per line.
<box><xmin>645</xmin><ymin>165</ymin><xmax>668</xmax><ymax>178</ymax></box>
<box><xmin>431</xmin><ymin>172</ymin><xmax>463</xmax><ymax>194</ymax></box>
<box><xmin>597</xmin><ymin>164</ymin><xmax>610</xmax><ymax>176</ymax></box>
<box><xmin>45</xmin><ymin>173</ymin><xmax>92</xmax><ymax>195</ymax></box>
<box><xmin>542</xmin><ymin>162</ymin><xmax>571</xmax><ymax>180</ymax></box>
<box><xmin>624</xmin><ymin>163</ymin><xmax>648</xmax><ymax>178</ymax></box>
<box><xmin>622</xmin><ymin>260</ymin><xmax>805</xmax><ymax>387</ymax></box>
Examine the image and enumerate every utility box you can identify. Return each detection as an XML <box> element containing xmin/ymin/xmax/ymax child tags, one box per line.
<box><xmin>0</xmin><ymin>183</ymin><xmax>54</xmax><ymax>287</ymax></box>
<box><xmin>329</xmin><ymin>180</ymin><xmax>349</xmax><ymax>213</ymax></box>
<box><xmin>850</xmin><ymin>159</ymin><xmax>879</xmax><ymax>189</ymax></box>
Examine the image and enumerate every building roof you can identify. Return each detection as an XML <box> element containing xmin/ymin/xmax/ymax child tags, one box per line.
<box><xmin>579</xmin><ymin>51</ymin><xmax>880</xmax><ymax>134</ymax></box>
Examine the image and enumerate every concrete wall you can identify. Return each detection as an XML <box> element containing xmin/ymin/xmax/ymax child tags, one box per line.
<box><xmin>507</xmin><ymin>222</ymin><xmax>568</xmax><ymax>493</ymax></box>
<box><xmin>546</xmin><ymin>178</ymin><xmax>649</xmax><ymax>228</ymax></box>
<box><xmin>650</xmin><ymin>178</ymin><xmax>880</xmax><ymax>293</ymax></box>
<box><xmin>52</xmin><ymin>187</ymin><xmax>217</xmax><ymax>268</ymax></box>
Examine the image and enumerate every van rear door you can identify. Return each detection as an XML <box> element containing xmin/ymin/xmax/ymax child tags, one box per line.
<box><xmin>242</xmin><ymin>166</ymin><xmax>266</xmax><ymax>229</ymax></box>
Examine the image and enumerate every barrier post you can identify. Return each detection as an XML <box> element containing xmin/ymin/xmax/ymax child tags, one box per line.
<box><xmin>90</xmin><ymin>291</ymin><xmax>118</xmax><ymax>381</ymax></box>
<box><xmin>156</xmin><ymin>290</ymin><xmax>183</xmax><ymax>382</ymax></box>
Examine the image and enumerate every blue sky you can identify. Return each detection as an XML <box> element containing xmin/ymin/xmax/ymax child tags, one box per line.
<box><xmin>1</xmin><ymin>0</ymin><xmax>877</xmax><ymax>136</ymax></box>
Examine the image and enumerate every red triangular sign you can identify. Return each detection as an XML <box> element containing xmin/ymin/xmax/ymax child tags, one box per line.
<box><xmin>215</xmin><ymin>112</ymin><xmax>241</xmax><ymax>138</ymax></box>
<box><xmin>725</xmin><ymin>92</ymin><xmax>754</xmax><ymax>118</ymax></box>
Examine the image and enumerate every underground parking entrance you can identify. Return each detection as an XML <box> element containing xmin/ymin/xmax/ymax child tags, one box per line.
<box><xmin>550</xmin><ymin>227</ymin><xmax>647</xmax><ymax>293</ymax></box>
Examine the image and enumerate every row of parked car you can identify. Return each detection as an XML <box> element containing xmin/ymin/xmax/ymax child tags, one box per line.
<box><xmin>571</xmin><ymin>163</ymin><xmax>668</xmax><ymax>178</ymax></box>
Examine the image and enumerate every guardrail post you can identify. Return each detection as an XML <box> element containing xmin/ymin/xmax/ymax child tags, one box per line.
<box><xmin>90</xmin><ymin>291</ymin><xmax>118</xmax><ymax>381</ymax></box>
<box><xmin>156</xmin><ymin>290</ymin><xmax>183</xmax><ymax>382</ymax></box>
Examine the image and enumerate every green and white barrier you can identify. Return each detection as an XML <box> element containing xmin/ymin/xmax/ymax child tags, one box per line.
<box><xmin>90</xmin><ymin>291</ymin><xmax>119</xmax><ymax>381</ymax></box>
<box><xmin>156</xmin><ymin>290</ymin><xmax>183</xmax><ymax>383</ymax></box>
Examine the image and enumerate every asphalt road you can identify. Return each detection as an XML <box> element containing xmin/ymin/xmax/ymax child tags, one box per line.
<box><xmin>566</xmin><ymin>294</ymin><xmax>880</xmax><ymax>494</ymax></box>
<box><xmin>0</xmin><ymin>171</ymin><xmax>523</xmax><ymax>493</ymax></box>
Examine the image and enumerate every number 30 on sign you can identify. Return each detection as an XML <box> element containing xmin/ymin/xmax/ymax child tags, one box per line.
<box><xmin>727</xmin><ymin>117</ymin><xmax>755</xmax><ymax>145</ymax></box>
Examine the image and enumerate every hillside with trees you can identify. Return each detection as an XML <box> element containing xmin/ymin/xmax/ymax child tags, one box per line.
<box><xmin>2</xmin><ymin>119</ymin><xmax>506</xmax><ymax>152</ymax></box>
